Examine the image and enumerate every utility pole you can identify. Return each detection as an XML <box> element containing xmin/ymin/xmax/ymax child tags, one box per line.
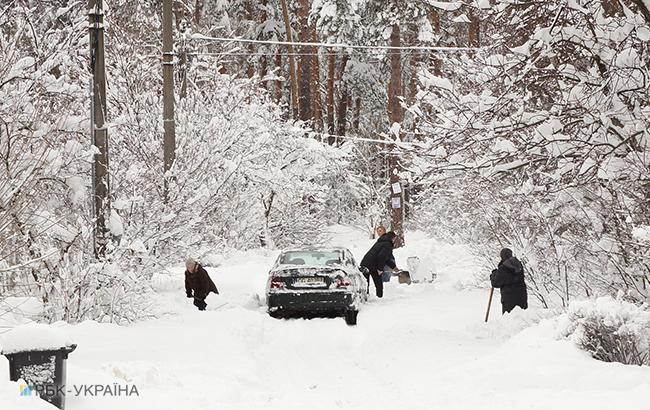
<box><xmin>162</xmin><ymin>0</ymin><xmax>176</xmax><ymax>198</ymax></box>
<box><xmin>279</xmin><ymin>0</ymin><xmax>299</xmax><ymax>119</ymax></box>
<box><xmin>89</xmin><ymin>0</ymin><xmax>110</xmax><ymax>259</ymax></box>
<box><xmin>387</xmin><ymin>23</ymin><xmax>404</xmax><ymax>248</ymax></box>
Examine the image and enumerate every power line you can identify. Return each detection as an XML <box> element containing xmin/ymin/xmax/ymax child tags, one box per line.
<box><xmin>190</xmin><ymin>33</ymin><xmax>475</xmax><ymax>53</ymax></box>
<box><xmin>188</xmin><ymin>50</ymin><xmax>455</xmax><ymax>57</ymax></box>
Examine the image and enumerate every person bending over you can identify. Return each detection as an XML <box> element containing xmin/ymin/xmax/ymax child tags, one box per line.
<box><xmin>185</xmin><ymin>258</ymin><xmax>219</xmax><ymax>311</ymax></box>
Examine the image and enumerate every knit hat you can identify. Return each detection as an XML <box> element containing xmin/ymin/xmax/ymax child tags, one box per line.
<box><xmin>500</xmin><ymin>248</ymin><xmax>513</xmax><ymax>261</ymax></box>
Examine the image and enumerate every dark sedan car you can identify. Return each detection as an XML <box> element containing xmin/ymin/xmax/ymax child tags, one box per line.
<box><xmin>265</xmin><ymin>248</ymin><xmax>368</xmax><ymax>325</ymax></box>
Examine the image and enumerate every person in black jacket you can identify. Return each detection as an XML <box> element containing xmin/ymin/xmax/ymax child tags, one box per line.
<box><xmin>375</xmin><ymin>225</ymin><xmax>396</xmax><ymax>279</ymax></box>
<box><xmin>490</xmin><ymin>248</ymin><xmax>528</xmax><ymax>314</ymax></box>
<box><xmin>360</xmin><ymin>231</ymin><xmax>399</xmax><ymax>298</ymax></box>
<box><xmin>185</xmin><ymin>258</ymin><xmax>219</xmax><ymax>311</ymax></box>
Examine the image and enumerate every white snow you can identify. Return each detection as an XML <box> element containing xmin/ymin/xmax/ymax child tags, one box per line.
<box><xmin>7</xmin><ymin>57</ymin><xmax>35</xmax><ymax>79</ymax></box>
<box><xmin>65</xmin><ymin>176</ymin><xmax>86</xmax><ymax>205</ymax></box>
<box><xmin>637</xmin><ymin>26</ymin><xmax>650</xmax><ymax>41</ymax></box>
<box><xmin>615</xmin><ymin>48</ymin><xmax>640</xmax><ymax>68</ymax></box>
<box><xmin>420</xmin><ymin>71</ymin><xmax>453</xmax><ymax>91</ymax></box>
<box><xmin>418</xmin><ymin>17</ymin><xmax>435</xmax><ymax>42</ymax></box>
<box><xmin>560</xmin><ymin>297</ymin><xmax>650</xmax><ymax>357</ymax></box>
<box><xmin>55</xmin><ymin>116</ymin><xmax>87</xmax><ymax>133</ymax></box>
<box><xmin>578</xmin><ymin>157</ymin><xmax>597</xmax><ymax>175</ymax></box>
<box><xmin>632</xmin><ymin>226</ymin><xmax>650</xmax><ymax>243</ymax></box>
<box><xmin>433</xmin><ymin>145</ymin><xmax>448</xmax><ymax>158</ymax></box>
<box><xmin>510</xmin><ymin>41</ymin><xmax>530</xmax><ymax>55</ymax></box>
<box><xmin>125</xmin><ymin>239</ymin><xmax>147</xmax><ymax>253</ymax></box>
<box><xmin>389</xmin><ymin>122</ymin><xmax>401</xmax><ymax>138</ymax></box>
<box><xmin>1</xmin><ymin>324</ymin><xmax>74</xmax><ymax>355</ymax></box>
<box><xmin>0</xmin><ymin>298</ymin><xmax>43</xmax><ymax>332</ymax></box>
<box><xmin>63</xmin><ymin>140</ymin><xmax>84</xmax><ymax>156</ymax></box>
<box><xmin>0</xmin><ymin>381</ymin><xmax>54</xmax><ymax>409</ymax></box>
<box><xmin>426</xmin><ymin>1</ymin><xmax>462</xmax><ymax>11</ymax></box>
<box><xmin>107</xmin><ymin>210</ymin><xmax>124</xmax><ymax>237</ymax></box>
<box><xmin>1</xmin><ymin>227</ymin><xmax>649</xmax><ymax>409</ymax></box>
<box><xmin>319</xmin><ymin>2</ymin><xmax>337</xmax><ymax>18</ymax></box>
<box><xmin>597</xmin><ymin>156</ymin><xmax>628</xmax><ymax>180</ymax></box>
<box><xmin>493</xmin><ymin>138</ymin><xmax>517</xmax><ymax>153</ymax></box>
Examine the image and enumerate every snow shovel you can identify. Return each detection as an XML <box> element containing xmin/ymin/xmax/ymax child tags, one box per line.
<box><xmin>397</xmin><ymin>270</ymin><xmax>411</xmax><ymax>285</ymax></box>
<box><xmin>484</xmin><ymin>287</ymin><xmax>494</xmax><ymax>323</ymax></box>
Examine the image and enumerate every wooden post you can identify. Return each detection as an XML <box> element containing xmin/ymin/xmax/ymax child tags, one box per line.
<box><xmin>485</xmin><ymin>287</ymin><xmax>495</xmax><ymax>322</ymax></box>
<box><xmin>88</xmin><ymin>0</ymin><xmax>110</xmax><ymax>259</ymax></box>
<box><xmin>387</xmin><ymin>23</ymin><xmax>404</xmax><ymax>247</ymax></box>
<box><xmin>162</xmin><ymin>0</ymin><xmax>176</xmax><ymax>198</ymax></box>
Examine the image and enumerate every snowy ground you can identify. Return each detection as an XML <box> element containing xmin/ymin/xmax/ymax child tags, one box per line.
<box><xmin>2</xmin><ymin>226</ymin><xmax>650</xmax><ymax>409</ymax></box>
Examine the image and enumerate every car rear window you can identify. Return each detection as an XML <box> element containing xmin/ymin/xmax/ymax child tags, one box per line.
<box><xmin>279</xmin><ymin>251</ymin><xmax>343</xmax><ymax>266</ymax></box>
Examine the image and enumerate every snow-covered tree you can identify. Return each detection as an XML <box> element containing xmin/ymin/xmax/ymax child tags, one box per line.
<box><xmin>412</xmin><ymin>0</ymin><xmax>650</xmax><ymax>306</ymax></box>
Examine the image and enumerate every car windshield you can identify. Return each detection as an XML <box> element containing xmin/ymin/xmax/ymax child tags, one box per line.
<box><xmin>279</xmin><ymin>250</ymin><xmax>343</xmax><ymax>267</ymax></box>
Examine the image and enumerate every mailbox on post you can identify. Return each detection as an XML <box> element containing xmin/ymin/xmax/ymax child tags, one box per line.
<box><xmin>1</xmin><ymin>324</ymin><xmax>76</xmax><ymax>409</ymax></box>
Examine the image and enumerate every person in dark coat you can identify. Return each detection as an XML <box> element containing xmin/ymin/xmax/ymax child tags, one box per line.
<box><xmin>360</xmin><ymin>231</ymin><xmax>399</xmax><ymax>298</ymax></box>
<box><xmin>375</xmin><ymin>225</ymin><xmax>396</xmax><ymax>280</ymax></box>
<box><xmin>490</xmin><ymin>248</ymin><xmax>528</xmax><ymax>314</ymax></box>
<box><xmin>185</xmin><ymin>258</ymin><xmax>219</xmax><ymax>311</ymax></box>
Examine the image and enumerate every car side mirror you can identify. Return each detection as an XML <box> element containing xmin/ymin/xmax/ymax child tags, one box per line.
<box><xmin>359</xmin><ymin>266</ymin><xmax>369</xmax><ymax>274</ymax></box>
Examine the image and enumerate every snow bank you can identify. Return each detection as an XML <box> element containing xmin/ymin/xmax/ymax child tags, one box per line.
<box><xmin>558</xmin><ymin>297</ymin><xmax>650</xmax><ymax>366</ymax></box>
<box><xmin>150</xmin><ymin>273</ymin><xmax>182</xmax><ymax>293</ymax></box>
<box><xmin>472</xmin><ymin>306</ymin><xmax>562</xmax><ymax>341</ymax></box>
<box><xmin>0</xmin><ymin>380</ymin><xmax>56</xmax><ymax>409</ymax></box>
<box><xmin>561</xmin><ymin>297</ymin><xmax>650</xmax><ymax>338</ymax></box>
<box><xmin>1</xmin><ymin>323</ymin><xmax>74</xmax><ymax>355</ymax></box>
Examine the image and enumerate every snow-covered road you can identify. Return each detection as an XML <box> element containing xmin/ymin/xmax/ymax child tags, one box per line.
<box><xmin>3</xmin><ymin>226</ymin><xmax>650</xmax><ymax>409</ymax></box>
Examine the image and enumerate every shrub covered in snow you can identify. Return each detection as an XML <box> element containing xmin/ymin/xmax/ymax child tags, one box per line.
<box><xmin>561</xmin><ymin>297</ymin><xmax>650</xmax><ymax>366</ymax></box>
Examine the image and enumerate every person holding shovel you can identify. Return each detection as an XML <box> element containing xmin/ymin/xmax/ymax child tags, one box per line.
<box><xmin>489</xmin><ymin>248</ymin><xmax>528</xmax><ymax>314</ymax></box>
<box><xmin>361</xmin><ymin>231</ymin><xmax>400</xmax><ymax>298</ymax></box>
<box><xmin>375</xmin><ymin>225</ymin><xmax>396</xmax><ymax>282</ymax></box>
<box><xmin>185</xmin><ymin>258</ymin><xmax>219</xmax><ymax>311</ymax></box>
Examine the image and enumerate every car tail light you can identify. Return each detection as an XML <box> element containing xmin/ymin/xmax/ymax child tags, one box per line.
<box><xmin>270</xmin><ymin>275</ymin><xmax>285</xmax><ymax>289</ymax></box>
<box><xmin>336</xmin><ymin>277</ymin><xmax>351</xmax><ymax>288</ymax></box>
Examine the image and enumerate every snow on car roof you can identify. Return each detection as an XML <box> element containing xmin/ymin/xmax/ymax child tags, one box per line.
<box><xmin>280</xmin><ymin>247</ymin><xmax>350</xmax><ymax>253</ymax></box>
<box><xmin>276</xmin><ymin>249</ymin><xmax>350</xmax><ymax>268</ymax></box>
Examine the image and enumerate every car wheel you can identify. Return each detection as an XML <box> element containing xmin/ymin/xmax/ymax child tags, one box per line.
<box><xmin>344</xmin><ymin>310</ymin><xmax>358</xmax><ymax>326</ymax></box>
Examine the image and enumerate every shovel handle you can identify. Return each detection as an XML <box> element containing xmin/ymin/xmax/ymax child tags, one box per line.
<box><xmin>484</xmin><ymin>287</ymin><xmax>495</xmax><ymax>323</ymax></box>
